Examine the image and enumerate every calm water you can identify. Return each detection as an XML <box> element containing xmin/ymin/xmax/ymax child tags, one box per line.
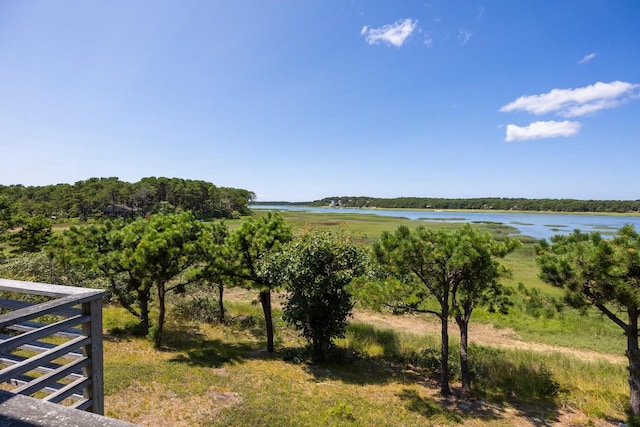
<box><xmin>250</xmin><ymin>205</ymin><xmax>640</xmax><ymax>240</ymax></box>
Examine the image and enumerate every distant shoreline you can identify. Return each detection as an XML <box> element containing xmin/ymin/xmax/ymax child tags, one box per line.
<box><xmin>251</xmin><ymin>204</ymin><xmax>640</xmax><ymax>218</ymax></box>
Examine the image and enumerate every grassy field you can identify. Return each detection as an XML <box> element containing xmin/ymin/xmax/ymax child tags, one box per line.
<box><xmin>93</xmin><ymin>210</ymin><xmax>632</xmax><ymax>426</ymax></box>
<box><xmin>102</xmin><ymin>300</ymin><xmax>627</xmax><ymax>426</ymax></box>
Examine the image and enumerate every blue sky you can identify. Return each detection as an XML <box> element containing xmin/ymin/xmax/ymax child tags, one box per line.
<box><xmin>1</xmin><ymin>1</ymin><xmax>639</xmax><ymax>202</ymax></box>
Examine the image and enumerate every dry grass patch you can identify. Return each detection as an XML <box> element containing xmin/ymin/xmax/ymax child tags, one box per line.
<box><xmin>106</xmin><ymin>381</ymin><xmax>240</xmax><ymax>427</ymax></box>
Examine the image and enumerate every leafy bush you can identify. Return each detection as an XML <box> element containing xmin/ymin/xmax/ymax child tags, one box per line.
<box><xmin>172</xmin><ymin>292</ymin><xmax>223</xmax><ymax>324</ymax></box>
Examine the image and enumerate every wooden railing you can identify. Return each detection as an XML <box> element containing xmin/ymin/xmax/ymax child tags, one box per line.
<box><xmin>0</xmin><ymin>278</ymin><xmax>105</xmax><ymax>415</ymax></box>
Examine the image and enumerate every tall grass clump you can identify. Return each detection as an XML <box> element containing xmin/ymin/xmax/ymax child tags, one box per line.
<box><xmin>341</xmin><ymin>321</ymin><xmax>627</xmax><ymax>420</ymax></box>
<box><xmin>470</xmin><ymin>346</ymin><xmax>560</xmax><ymax>403</ymax></box>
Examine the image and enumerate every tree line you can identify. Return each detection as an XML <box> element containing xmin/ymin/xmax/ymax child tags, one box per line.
<box><xmin>300</xmin><ymin>196</ymin><xmax>640</xmax><ymax>213</ymax></box>
<box><xmin>0</xmin><ymin>176</ymin><xmax>255</xmax><ymax>220</ymax></box>
<box><xmin>1</xmin><ymin>207</ymin><xmax>640</xmax><ymax>424</ymax></box>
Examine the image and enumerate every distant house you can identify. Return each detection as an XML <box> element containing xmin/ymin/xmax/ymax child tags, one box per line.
<box><xmin>103</xmin><ymin>204</ymin><xmax>138</xmax><ymax>218</ymax></box>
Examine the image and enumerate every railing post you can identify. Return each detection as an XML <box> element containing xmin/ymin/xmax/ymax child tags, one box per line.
<box><xmin>82</xmin><ymin>298</ymin><xmax>104</xmax><ymax>415</ymax></box>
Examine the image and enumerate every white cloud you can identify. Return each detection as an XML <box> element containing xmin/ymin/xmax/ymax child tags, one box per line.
<box><xmin>499</xmin><ymin>81</ymin><xmax>640</xmax><ymax>118</ymax></box>
<box><xmin>361</xmin><ymin>19</ymin><xmax>418</xmax><ymax>47</ymax></box>
<box><xmin>458</xmin><ymin>29</ymin><xmax>472</xmax><ymax>45</ymax></box>
<box><xmin>424</xmin><ymin>34</ymin><xmax>433</xmax><ymax>47</ymax></box>
<box><xmin>578</xmin><ymin>52</ymin><xmax>597</xmax><ymax>64</ymax></box>
<box><xmin>505</xmin><ymin>121</ymin><xmax>582</xmax><ymax>142</ymax></box>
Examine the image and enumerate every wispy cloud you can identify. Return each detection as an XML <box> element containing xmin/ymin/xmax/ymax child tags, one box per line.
<box><xmin>458</xmin><ymin>29</ymin><xmax>472</xmax><ymax>45</ymax></box>
<box><xmin>361</xmin><ymin>19</ymin><xmax>418</xmax><ymax>47</ymax></box>
<box><xmin>578</xmin><ymin>52</ymin><xmax>597</xmax><ymax>64</ymax></box>
<box><xmin>505</xmin><ymin>121</ymin><xmax>582</xmax><ymax>142</ymax></box>
<box><xmin>423</xmin><ymin>34</ymin><xmax>433</xmax><ymax>47</ymax></box>
<box><xmin>499</xmin><ymin>81</ymin><xmax>640</xmax><ymax>118</ymax></box>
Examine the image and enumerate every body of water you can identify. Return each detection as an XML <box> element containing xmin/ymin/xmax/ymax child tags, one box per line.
<box><xmin>250</xmin><ymin>205</ymin><xmax>640</xmax><ymax>240</ymax></box>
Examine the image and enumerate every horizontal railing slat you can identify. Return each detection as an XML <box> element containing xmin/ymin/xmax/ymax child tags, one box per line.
<box><xmin>0</xmin><ymin>335</ymin><xmax>83</xmax><ymax>359</ymax></box>
<box><xmin>0</xmin><ymin>279</ymin><xmax>104</xmax><ymax>298</ymax></box>
<box><xmin>14</xmin><ymin>356</ymin><xmax>91</xmax><ymax>397</ymax></box>
<box><xmin>44</xmin><ymin>376</ymin><xmax>91</xmax><ymax>404</ymax></box>
<box><xmin>70</xmin><ymin>398</ymin><xmax>92</xmax><ymax>411</ymax></box>
<box><xmin>8</xmin><ymin>375</ymin><xmax>84</xmax><ymax>400</ymax></box>
<box><xmin>0</xmin><ymin>294</ymin><xmax>99</xmax><ymax>329</ymax></box>
<box><xmin>0</xmin><ymin>335</ymin><xmax>90</xmax><ymax>383</ymax></box>
<box><xmin>0</xmin><ymin>298</ymin><xmax>81</xmax><ymax>317</ymax></box>
<box><xmin>0</xmin><ymin>355</ymin><xmax>82</xmax><ymax>378</ymax></box>
<box><xmin>0</xmin><ymin>315</ymin><xmax>90</xmax><ymax>354</ymax></box>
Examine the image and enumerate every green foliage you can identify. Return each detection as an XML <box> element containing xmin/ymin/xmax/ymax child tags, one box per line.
<box><xmin>10</xmin><ymin>214</ymin><xmax>52</xmax><ymax>253</ymax></box>
<box><xmin>307</xmin><ymin>195</ymin><xmax>640</xmax><ymax>213</ymax></box>
<box><xmin>356</xmin><ymin>223</ymin><xmax>519</xmax><ymax>395</ymax></box>
<box><xmin>260</xmin><ymin>228</ymin><xmax>369</xmax><ymax>361</ymax></box>
<box><xmin>0</xmin><ymin>195</ymin><xmax>19</xmax><ymax>258</ymax></box>
<box><xmin>0</xmin><ymin>250</ymin><xmax>109</xmax><ymax>291</ymax></box>
<box><xmin>0</xmin><ymin>195</ymin><xmax>18</xmax><ymax>235</ymax></box>
<box><xmin>193</xmin><ymin>221</ymin><xmax>234</xmax><ymax>323</ymax></box>
<box><xmin>118</xmin><ymin>211</ymin><xmax>205</xmax><ymax>347</ymax></box>
<box><xmin>229</xmin><ymin>212</ymin><xmax>293</xmax><ymax>287</ymax></box>
<box><xmin>172</xmin><ymin>289</ymin><xmax>223</xmax><ymax>324</ymax></box>
<box><xmin>51</xmin><ymin>212</ymin><xmax>205</xmax><ymax>346</ymax></box>
<box><xmin>537</xmin><ymin>225</ymin><xmax>640</xmax><ymax>419</ymax></box>
<box><xmin>50</xmin><ymin>218</ymin><xmax>148</xmax><ymax>325</ymax></box>
<box><xmin>0</xmin><ymin>176</ymin><xmax>254</xmax><ymax>220</ymax></box>
<box><xmin>537</xmin><ymin>225</ymin><xmax>640</xmax><ymax>318</ymax></box>
<box><xmin>515</xmin><ymin>282</ymin><xmax>563</xmax><ymax>318</ymax></box>
<box><xmin>228</xmin><ymin>212</ymin><xmax>292</xmax><ymax>352</ymax></box>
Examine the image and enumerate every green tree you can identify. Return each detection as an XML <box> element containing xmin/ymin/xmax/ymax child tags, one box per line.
<box><xmin>53</xmin><ymin>212</ymin><xmax>204</xmax><ymax>346</ymax></box>
<box><xmin>0</xmin><ymin>196</ymin><xmax>18</xmax><ymax>256</ymax></box>
<box><xmin>449</xmin><ymin>226</ymin><xmax>519</xmax><ymax>394</ymax></box>
<box><xmin>229</xmin><ymin>212</ymin><xmax>292</xmax><ymax>353</ymax></box>
<box><xmin>119</xmin><ymin>212</ymin><xmax>204</xmax><ymax>347</ymax></box>
<box><xmin>365</xmin><ymin>224</ymin><xmax>518</xmax><ymax>396</ymax></box>
<box><xmin>259</xmin><ymin>228</ymin><xmax>369</xmax><ymax>361</ymax></box>
<box><xmin>537</xmin><ymin>225</ymin><xmax>640</xmax><ymax>423</ymax></box>
<box><xmin>195</xmin><ymin>220</ymin><xmax>234</xmax><ymax>324</ymax></box>
<box><xmin>51</xmin><ymin>219</ymin><xmax>154</xmax><ymax>333</ymax></box>
<box><xmin>10</xmin><ymin>215</ymin><xmax>53</xmax><ymax>253</ymax></box>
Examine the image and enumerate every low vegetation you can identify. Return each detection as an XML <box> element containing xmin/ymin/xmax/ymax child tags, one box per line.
<box><xmin>1</xmin><ymin>205</ymin><xmax>637</xmax><ymax>425</ymax></box>
<box><xmin>101</xmin><ymin>299</ymin><xmax>628</xmax><ymax>426</ymax></box>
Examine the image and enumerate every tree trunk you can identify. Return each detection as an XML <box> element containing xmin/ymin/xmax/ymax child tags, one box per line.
<box><xmin>457</xmin><ymin>315</ymin><xmax>471</xmax><ymax>396</ymax></box>
<box><xmin>627</xmin><ymin>309</ymin><xmax>640</xmax><ymax>420</ymax></box>
<box><xmin>313</xmin><ymin>333</ymin><xmax>330</xmax><ymax>362</ymax></box>
<box><xmin>139</xmin><ymin>288</ymin><xmax>150</xmax><ymax>336</ymax></box>
<box><xmin>154</xmin><ymin>283</ymin><xmax>166</xmax><ymax>348</ymax></box>
<box><xmin>440</xmin><ymin>314</ymin><xmax>451</xmax><ymax>396</ymax></box>
<box><xmin>217</xmin><ymin>282</ymin><xmax>225</xmax><ymax>324</ymax></box>
<box><xmin>260</xmin><ymin>289</ymin><xmax>274</xmax><ymax>353</ymax></box>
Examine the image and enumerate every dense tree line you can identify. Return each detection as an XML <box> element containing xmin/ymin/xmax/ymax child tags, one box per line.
<box><xmin>0</xmin><ymin>176</ymin><xmax>255</xmax><ymax>220</ymax></box>
<box><xmin>302</xmin><ymin>196</ymin><xmax>640</xmax><ymax>213</ymax></box>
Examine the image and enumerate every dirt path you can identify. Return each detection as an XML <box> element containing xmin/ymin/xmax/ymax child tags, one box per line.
<box><xmin>224</xmin><ymin>289</ymin><xmax>624</xmax><ymax>425</ymax></box>
<box><xmin>225</xmin><ymin>288</ymin><xmax>625</xmax><ymax>364</ymax></box>
<box><xmin>351</xmin><ymin>309</ymin><xmax>626</xmax><ymax>365</ymax></box>
<box><xmin>351</xmin><ymin>309</ymin><xmax>625</xmax><ymax>426</ymax></box>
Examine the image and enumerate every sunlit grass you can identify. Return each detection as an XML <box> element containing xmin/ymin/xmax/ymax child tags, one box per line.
<box><xmin>99</xmin><ymin>301</ymin><xmax>628</xmax><ymax>426</ymax></box>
